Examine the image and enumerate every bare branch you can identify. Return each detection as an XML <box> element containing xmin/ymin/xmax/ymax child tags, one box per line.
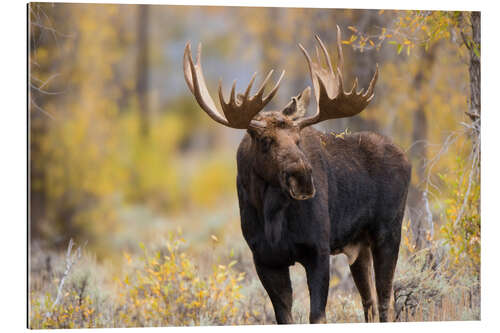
<box><xmin>452</xmin><ymin>147</ymin><xmax>479</xmax><ymax>228</ymax></box>
<box><xmin>30</xmin><ymin>82</ymin><xmax>67</xmax><ymax>95</ymax></box>
<box><xmin>45</xmin><ymin>239</ymin><xmax>86</xmax><ymax>318</ymax></box>
<box><xmin>30</xmin><ymin>100</ymin><xmax>55</xmax><ymax>120</ymax></box>
<box><xmin>31</xmin><ymin>73</ymin><xmax>61</xmax><ymax>89</ymax></box>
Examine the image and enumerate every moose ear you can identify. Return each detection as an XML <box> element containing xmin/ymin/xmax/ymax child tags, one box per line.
<box><xmin>281</xmin><ymin>86</ymin><xmax>311</xmax><ymax>120</ymax></box>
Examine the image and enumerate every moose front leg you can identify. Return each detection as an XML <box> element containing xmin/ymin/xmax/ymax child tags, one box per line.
<box><xmin>304</xmin><ymin>253</ymin><xmax>330</xmax><ymax>323</ymax></box>
<box><xmin>255</xmin><ymin>262</ymin><xmax>293</xmax><ymax>324</ymax></box>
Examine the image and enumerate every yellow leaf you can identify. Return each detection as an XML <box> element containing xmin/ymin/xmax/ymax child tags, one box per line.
<box><xmin>123</xmin><ymin>252</ymin><xmax>132</xmax><ymax>264</ymax></box>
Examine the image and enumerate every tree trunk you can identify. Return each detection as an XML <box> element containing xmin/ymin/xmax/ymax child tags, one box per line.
<box><xmin>137</xmin><ymin>4</ymin><xmax>150</xmax><ymax>137</ymax></box>
<box><xmin>467</xmin><ymin>11</ymin><xmax>481</xmax><ymax>209</ymax></box>
<box><xmin>407</xmin><ymin>45</ymin><xmax>438</xmax><ymax>250</ymax></box>
<box><xmin>467</xmin><ymin>11</ymin><xmax>480</xmax><ymax>128</ymax></box>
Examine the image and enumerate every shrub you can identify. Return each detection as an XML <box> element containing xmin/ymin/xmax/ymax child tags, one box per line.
<box><xmin>30</xmin><ymin>286</ymin><xmax>102</xmax><ymax>329</ymax></box>
<box><xmin>29</xmin><ymin>247</ymin><xmax>106</xmax><ymax>330</ymax></box>
<box><xmin>440</xmin><ymin>157</ymin><xmax>480</xmax><ymax>274</ymax></box>
<box><xmin>114</xmin><ymin>231</ymin><xmax>247</xmax><ymax>327</ymax></box>
<box><xmin>393</xmin><ymin>242</ymin><xmax>479</xmax><ymax>322</ymax></box>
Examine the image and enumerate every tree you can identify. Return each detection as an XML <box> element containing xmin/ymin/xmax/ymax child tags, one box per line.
<box><xmin>346</xmin><ymin>10</ymin><xmax>480</xmax><ymax>258</ymax></box>
<box><xmin>136</xmin><ymin>4</ymin><xmax>151</xmax><ymax>137</ymax></box>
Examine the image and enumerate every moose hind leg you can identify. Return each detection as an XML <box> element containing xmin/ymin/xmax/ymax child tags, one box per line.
<box><xmin>349</xmin><ymin>245</ymin><xmax>377</xmax><ymax>322</ymax></box>
<box><xmin>371</xmin><ymin>213</ymin><xmax>404</xmax><ymax>322</ymax></box>
<box><xmin>304</xmin><ymin>254</ymin><xmax>330</xmax><ymax>324</ymax></box>
<box><xmin>255</xmin><ymin>263</ymin><xmax>293</xmax><ymax>324</ymax></box>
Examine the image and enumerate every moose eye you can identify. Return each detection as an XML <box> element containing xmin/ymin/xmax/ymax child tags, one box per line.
<box><xmin>276</xmin><ymin>120</ymin><xmax>287</xmax><ymax>128</ymax></box>
<box><xmin>260</xmin><ymin>137</ymin><xmax>273</xmax><ymax>152</ymax></box>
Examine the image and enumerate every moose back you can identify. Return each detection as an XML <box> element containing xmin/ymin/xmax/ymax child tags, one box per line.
<box><xmin>183</xmin><ymin>27</ymin><xmax>411</xmax><ymax>324</ymax></box>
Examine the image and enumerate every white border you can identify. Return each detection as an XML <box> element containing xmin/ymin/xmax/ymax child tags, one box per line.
<box><xmin>1</xmin><ymin>0</ymin><xmax>499</xmax><ymax>332</ymax></box>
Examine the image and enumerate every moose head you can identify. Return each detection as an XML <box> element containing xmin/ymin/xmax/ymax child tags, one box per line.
<box><xmin>183</xmin><ymin>26</ymin><xmax>378</xmax><ymax>201</ymax></box>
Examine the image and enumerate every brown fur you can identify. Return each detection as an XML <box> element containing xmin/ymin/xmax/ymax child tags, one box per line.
<box><xmin>236</xmin><ymin>102</ymin><xmax>411</xmax><ymax>323</ymax></box>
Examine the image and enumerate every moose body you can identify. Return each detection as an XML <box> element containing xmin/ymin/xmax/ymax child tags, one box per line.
<box><xmin>237</xmin><ymin>124</ymin><xmax>410</xmax><ymax>323</ymax></box>
<box><xmin>183</xmin><ymin>26</ymin><xmax>411</xmax><ymax>323</ymax></box>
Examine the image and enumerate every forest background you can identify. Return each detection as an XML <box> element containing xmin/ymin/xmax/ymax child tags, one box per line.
<box><xmin>26</xmin><ymin>2</ymin><xmax>482</xmax><ymax>328</ymax></box>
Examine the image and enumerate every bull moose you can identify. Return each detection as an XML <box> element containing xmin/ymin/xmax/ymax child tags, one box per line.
<box><xmin>183</xmin><ymin>26</ymin><xmax>411</xmax><ymax>324</ymax></box>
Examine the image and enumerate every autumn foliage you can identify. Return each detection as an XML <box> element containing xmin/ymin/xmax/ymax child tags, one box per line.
<box><xmin>29</xmin><ymin>3</ymin><xmax>480</xmax><ymax>327</ymax></box>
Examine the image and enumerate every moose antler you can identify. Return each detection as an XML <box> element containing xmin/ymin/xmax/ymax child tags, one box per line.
<box><xmin>296</xmin><ymin>26</ymin><xmax>379</xmax><ymax>128</ymax></box>
<box><xmin>184</xmin><ymin>43</ymin><xmax>285</xmax><ymax>129</ymax></box>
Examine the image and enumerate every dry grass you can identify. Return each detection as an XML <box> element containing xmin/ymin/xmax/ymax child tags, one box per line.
<box><xmin>29</xmin><ymin>203</ymin><xmax>480</xmax><ymax>328</ymax></box>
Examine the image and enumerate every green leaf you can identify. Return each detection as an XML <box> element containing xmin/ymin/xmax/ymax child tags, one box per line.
<box><xmin>388</xmin><ymin>41</ymin><xmax>397</xmax><ymax>45</ymax></box>
<box><xmin>397</xmin><ymin>44</ymin><xmax>403</xmax><ymax>54</ymax></box>
<box><xmin>473</xmin><ymin>45</ymin><xmax>480</xmax><ymax>58</ymax></box>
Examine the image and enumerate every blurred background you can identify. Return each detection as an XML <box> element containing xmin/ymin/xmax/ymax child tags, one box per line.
<box><xmin>29</xmin><ymin>3</ymin><xmax>480</xmax><ymax>328</ymax></box>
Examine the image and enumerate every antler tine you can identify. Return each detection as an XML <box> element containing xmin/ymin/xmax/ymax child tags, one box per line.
<box><xmin>297</xmin><ymin>43</ymin><xmax>312</xmax><ymax>74</ymax></box>
<box><xmin>183</xmin><ymin>45</ymin><xmax>193</xmax><ymax>91</ymax></box>
<box><xmin>255</xmin><ymin>69</ymin><xmax>274</xmax><ymax>99</ymax></box>
<box><xmin>336</xmin><ymin>67</ymin><xmax>344</xmax><ymax>93</ymax></box>
<box><xmin>363</xmin><ymin>64</ymin><xmax>379</xmax><ymax>99</ymax></box>
<box><xmin>350</xmin><ymin>77</ymin><xmax>358</xmax><ymax>95</ymax></box>
<box><xmin>295</xmin><ymin>27</ymin><xmax>379</xmax><ymax>128</ymax></box>
<box><xmin>315</xmin><ymin>45</ymin><xmax>322</xmax><ymax>67</ymax></box>
<box><xmin>336</xmin><ymin>25</ymin><xmax>344</xmax><ymax>74</ymax></box>
<box><xmin>184</xmin><ymin>42</ymin><xmax>229</xmax><ymax>126</ymax></box>
<box><xmin>298</xmin><ymin>43</ymin><xmax>320</xmax><ymax>102</ymax></box>
<box><xmin>217</xmin><ymin>79</ymin><xmax>225</xmax><ymax>104</ymax></box>
<box><xmin>298</xmin><ymin>43</ymin><xmax>313</xmax><ymax>80</ymax></box>
<box><xmin>196</xmin><ymin>43</ymin><xmax>202</xmax><ymax>66</ymax></box>
<box><xmin>315</xmin><ymin>35</ymin><xmax>334</xmax><ymax>75</ymax></box>
<box><xmin>184</xmin><ymin>42</ymin><xmax>284</xmax><ymax>129</ymax></box>
<box><xmin>243</xmin><ymin>72</ymin><xmax>257</xmax><ymax>100</ymax></box>
<box><xmin>229</xmin><ymin>80</ymin><xmax>237</xmax><ymax>105</ymax></box>
<box><xmin>263</xmin><ymin>70</ymin><xmax>285</xmax><ymax>104</ymax></box>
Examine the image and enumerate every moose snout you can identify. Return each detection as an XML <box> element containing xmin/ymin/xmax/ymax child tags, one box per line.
<box><xmin>280</xmin><ymin>161</ymin><xmax>316</xmax><ymax>201</ymax></box>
